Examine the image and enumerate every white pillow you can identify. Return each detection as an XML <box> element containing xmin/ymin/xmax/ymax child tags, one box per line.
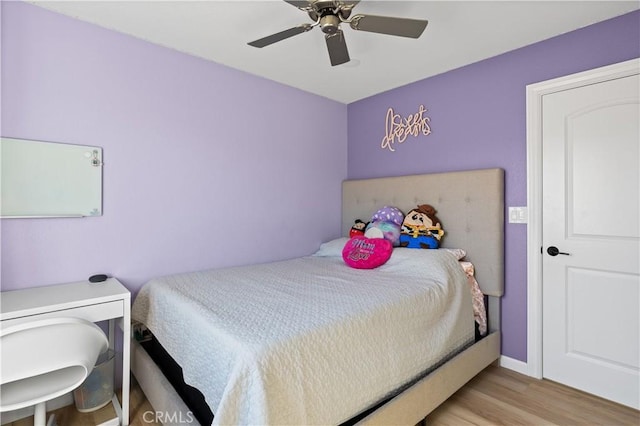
<box><xmin>312</xmin><ymin>237</ymin><xmax>350</xmax><ymax>257</ymax></box>
<box><xmin>383</xmin><ymin>248</ymin><xmax>467</xmax><ymax>271</ymax></box>
<box><xmin>439</xmin><ymin>248</ymin><xmax>467</xmax><ymax>260</ymax></box>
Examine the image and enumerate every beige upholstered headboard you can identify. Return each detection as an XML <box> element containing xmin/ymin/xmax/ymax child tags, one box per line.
<box><xmin>342</xmin><ymin>168</ymin><xmax>504</xmax><ymax>297</ymax></box>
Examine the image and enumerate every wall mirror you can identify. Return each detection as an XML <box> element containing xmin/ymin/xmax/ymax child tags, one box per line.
<box><xmin>1</xmin><ymin>137</ymin><xmax>103</xmax><ymax>218</ymax></box>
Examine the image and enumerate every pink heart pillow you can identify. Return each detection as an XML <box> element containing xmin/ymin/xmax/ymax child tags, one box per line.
<box><xmin>342</xmin><ymin>236</ymin><xmax>393</xmax><ymax>269</ymax></box>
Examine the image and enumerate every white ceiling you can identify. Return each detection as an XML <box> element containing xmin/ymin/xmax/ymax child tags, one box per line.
<box><xmin>30</xmin><ymin>1</ymin><xmax>639</xmax><ymax>103</ymax></box>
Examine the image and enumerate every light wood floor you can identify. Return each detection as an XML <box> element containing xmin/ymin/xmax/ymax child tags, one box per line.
<box><xmin>425</xmin><ymin>365</ymin><xmax>639</xmax><ymax>426</ymax></box>
<box><xmin>7</xmin><ymin>365</ymin><xmax>639</xmax><ymax>425</ymax></box>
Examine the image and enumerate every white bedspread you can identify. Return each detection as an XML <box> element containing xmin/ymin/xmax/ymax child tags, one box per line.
<box><xmin>132</xmin><ymin>248</ymin><xmax>474</xmax><ymax>425</ymax></box>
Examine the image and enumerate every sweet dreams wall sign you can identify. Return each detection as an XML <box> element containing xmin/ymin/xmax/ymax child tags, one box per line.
<box><xmin>381</xmin><ymin>105</ymin><xmax>431</xmax><ymax>152</ymax></box>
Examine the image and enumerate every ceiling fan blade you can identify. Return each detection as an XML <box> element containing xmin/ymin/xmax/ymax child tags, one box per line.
<box><xmin>285</xmin><ymin>0</ymin><xmax>359</xmax><ymax>10</ymax></box>
<box><xmin>283</xmin><ymin>0</ymin><xmax>313</xmax><ymax>10</ymax></box>
<box><xmin>325</xmin><ymin>30</ymin><xmax>350</xmax><ymax>66</ymax></box>
<box><xmin>339</xmin><ymin>0</ymin><xmax>361</xmax><ymax>8</ymax></box>
<box><xmin>349</xmin><ymin>14</ymin><xmax>428</xmax><ymax>38</ymax></box>
<box><xmin>248</xmin><ymin>24</ymin><xmax>313</xmax><ymax>48</ymax></box>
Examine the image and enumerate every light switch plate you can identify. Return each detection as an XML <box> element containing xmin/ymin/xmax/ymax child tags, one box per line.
<box><xmin>509</xmin><ymin>206</ymin><xmax>528</xmax><ymax>224</ymax></box>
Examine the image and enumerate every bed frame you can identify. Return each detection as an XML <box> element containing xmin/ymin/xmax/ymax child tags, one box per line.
<box><xmin>131</xmin><ymin>168</ymin><xmax>504</xmax><ymax>426</ymax></box>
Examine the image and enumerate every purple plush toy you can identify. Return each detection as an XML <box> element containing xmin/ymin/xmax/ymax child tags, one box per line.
<box><xmin>364</xmin><ymin>206</ymin><xmax>404</xmax><ymax>246</ymax></box>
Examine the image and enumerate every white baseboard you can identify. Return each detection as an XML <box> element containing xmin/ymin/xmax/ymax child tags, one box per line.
<box><xmin>499</xmin><ymin>355</ymin><xmax>530</xmax><ymax>376</ymax></box>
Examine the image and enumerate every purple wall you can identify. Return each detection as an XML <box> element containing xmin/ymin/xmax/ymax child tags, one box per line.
<box><xmin>347</xmin><ymin>10</ymin><xmax>640</xmax><ymax>362</ymax></box>
<box><xmin>1</xmin><ymin>2</ymin><xmax>347</xmax><ymax>293</ymax></box>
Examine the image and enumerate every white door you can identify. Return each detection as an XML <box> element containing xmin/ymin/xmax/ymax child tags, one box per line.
<box><xmin>542</xmin><ymin>72</ymin><xmax>640</xmax><ymax>409</ymax></box>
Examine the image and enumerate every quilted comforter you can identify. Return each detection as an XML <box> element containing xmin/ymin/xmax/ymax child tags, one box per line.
<box><xmin>132</xmin><ymin>247</ymin><xmax>474</xmax><ymax>425</ymax></box>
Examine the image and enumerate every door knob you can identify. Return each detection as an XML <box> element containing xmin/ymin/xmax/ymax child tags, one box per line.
<box><xmin>547</xmin><ymin>246</ymin><xmax>570</xmax><ymax>256</ymax></box>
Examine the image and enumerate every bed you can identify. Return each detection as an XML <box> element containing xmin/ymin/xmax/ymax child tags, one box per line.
<box><xmin>130</xmin><ymin>168</ymin><xmax>504</xmax><ymax>425</ymax></box>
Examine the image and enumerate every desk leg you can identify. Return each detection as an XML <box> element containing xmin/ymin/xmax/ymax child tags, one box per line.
<box><xmin>110</xmin><ymin>308</ymin><xmax>131</xmax><ymax>425</ymax></box>
<box><xmin>109</xmin><ymin>319</ymin><xmax>115</xmax><ymax>350</ymax></box>
<box><xmin>122</xmin><ymin>301</ymin><xmax>131</xmax><ymax>426</ymax></box>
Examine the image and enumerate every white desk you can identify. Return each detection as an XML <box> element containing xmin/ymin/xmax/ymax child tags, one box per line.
<box><xmin>1</xmin><ymin>278</ymin><xmax>131</xmax><ymax>425</ymax></box>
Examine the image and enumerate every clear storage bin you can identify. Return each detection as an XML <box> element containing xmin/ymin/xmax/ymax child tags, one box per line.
<box><xmin>73</xmin><ymin>349</ymin><xmax>115</xmax><ymax>412</ymax></box>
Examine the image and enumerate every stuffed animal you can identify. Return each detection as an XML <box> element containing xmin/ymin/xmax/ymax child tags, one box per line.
<box><xmin>349</xmin><ymin>219</ymin><xmax>368</xmax><ymax>238</ymax></box>
<box><xmin>364</xmin><ymin>206</ymin><xmax>404</xmax><ymax>246</ymax></box>
<box><xmin>399</xmin><ymin>204</ymin><xmax>444</xmax><ymax>249</ymax></box>
<box><xmin>342</xmin><ymin>236</ymin><xmax>393</xmax><ymax>269</ymax></box>
<box><xmin>342</xmin><ymin>206</ymin><xmax>404</xmax><ymax>269</ymax></box>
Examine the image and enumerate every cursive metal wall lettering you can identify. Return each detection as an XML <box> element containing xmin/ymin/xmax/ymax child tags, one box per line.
<box><xmin>381</xmin><ymin>105</ymin><xmax>432</xmax><ymax>152</ymax></box>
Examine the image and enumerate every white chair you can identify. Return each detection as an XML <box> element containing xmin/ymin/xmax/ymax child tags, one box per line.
<box><xmin>0</xmin><ymin>317</ymin><xmax>109</xmax><ymax>426</ymax></box>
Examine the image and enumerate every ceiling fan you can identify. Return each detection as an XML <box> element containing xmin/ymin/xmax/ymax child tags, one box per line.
<box><xmin>247</xmin><ymin>0</ymin><xmax>428</xmax><ymax>66</ymax></box>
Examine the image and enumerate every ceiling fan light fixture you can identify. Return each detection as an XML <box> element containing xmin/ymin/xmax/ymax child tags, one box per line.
<box><xmin>320</xmin><ymin>14</ymin><xmax>341</xmax><ymax>34</ymax></box>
